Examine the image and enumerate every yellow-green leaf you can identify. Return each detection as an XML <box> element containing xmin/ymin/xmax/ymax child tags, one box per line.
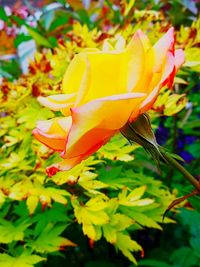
<box><xmin>26</xmin><ymin>195</ymin><xmax>39</xmax><ymax>214</ymax></box>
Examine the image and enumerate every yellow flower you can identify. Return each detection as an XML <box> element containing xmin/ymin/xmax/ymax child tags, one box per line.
<box><xmin>33</xmin><ymin>28</ymin><xmax>184</xmax><ymax>176</ymax></box>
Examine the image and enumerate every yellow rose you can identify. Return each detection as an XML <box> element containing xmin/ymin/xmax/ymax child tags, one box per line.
<box><xmin>33</xmin><ymin>28</ymin><xmax>184</xmax><ymax>176</ymax></box>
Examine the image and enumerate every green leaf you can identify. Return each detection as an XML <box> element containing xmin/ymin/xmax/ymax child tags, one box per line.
<box><xmin>188</xmin><ymin>195</ymin><xmax>200</xmax><ymax>213</ymax></box>
<box><xmin>26</xmin><ymin>27</ymin><xmax>53</xmax><ymax>48</ymax></box>
<box><xmin>46</xmin><ymin>10</ymin><xmax>70</xmax><ymax>32</ymax></box>
<box><xmin>98</xmin><ymin>166</ymin><xmax>136</xmax><ymax>189</ymax></box>
<box><xmin>115</xmin><ymin>233</ymin><xmax>142</xmax><ymax>265</ymax></box>
<box><xmin>103</xmin><ymin>213</ymin><xmax>133</xmax><ymax>244</ymax></box>
<box><xmin>184</xmin><ymin>47</ymin><xmax>200</xmax><ymax>71</ymax></box>
<box><xmin>9</xmin><ymin>179</ymin><xmax>69</xmax><ymax>213</ymax></box>
<box><xmin>26</xmin><ymin>195</ymin><xmax>39</xmax><ymax>215</ymax></box>
<box><xmin>17</xmin><ymin>100</ymin><xmax>54</xmax><ymax>129</ymax></box>
<box><xmin>72</xmin><ymin>197</ymin><xmax>109</xmax><ymax>240</ymax></box>
<box><xmin>0</xmin><ymin>219</ymin><xmax>30</xmax><ymax>244</ymax></box>
<box><xmin>11</xmin><ymin>15</ymin><xmax>26</xmax><ymax>26</ymax></box>
<box><xmin>14</xmin><ymin>34</ymin><xmax>32</xmax><ymax>48</ymax></box>
<box><xmin>28</xmin><ymin>223</ymin><xmax>76</xmax><ymax>253</ymax></box>
<box><xmin>0</xmin><ymin>7</ymin><xmax>8</xmax><ymax>21</ymax></box>
<box><xmin>98</xmin><ymin>134</ymin><xmax>137</xmax><ymax>162</ymax></box>
<box><xmin>0</xmin><ymin>191</ymin><xmax>6</xmax><ymax>206</ymax></box>
<box><xmin>124</xmin><ymin>0</ymin><xmax>135</xmax><ymax>16</ymax></box>
<box><xmin>170</xmin><ymin>247</ymin><xmax>199</xmax><ymax>267</ymax></box>
<box><xmin>103</xmin><ymin>224</ymin><xmax>117</xmax><ymax>243</ymax></box>
<box><xmin>78</xmin><ymin>170</ymin><xmax>108</xmax><ymax>195</ymax></box>
<box><xmin>0</xmin><ymin>59</ymin><xmax>21</xmax><ymax>80</ymax></box>
<box><xmin>123</xmin><ymin>209</ymin><xmax>162</xmax><ymax>230</ymax></box>
<box><xmin>75</xmin><ymin>9</ymin><xmax>91</xmax><ymax>27</ymax></box>
<box><xmin>112</xmin><ymin>213</ymin><xmax>133</xmax><ymax>230</ymax></box>
<box><xmin>118</xmin><ymin>187</ymin><xmax>154</xmax><ymax>207</ymax></box>
<box><xmin>0</xmin><ymin>253</ymin><xmax>45</xmax><ymax>267</ymax></box>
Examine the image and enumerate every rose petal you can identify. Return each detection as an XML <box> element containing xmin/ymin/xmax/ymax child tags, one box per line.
<box><xmin>38</xmin><ymin>94</ymin><xmax>75</xmax><ymax>116</ymax></box>
<box><xmin>139</xmin><ymin>85</ymin><xmax>160</xmax><ymax>114</ymax></box>
<box><xmin>174</xmin><ymin>49</ymin><xmax>185</xmax><ymax>71</ymax></box>
<box><xmin>160</xmin><ymin>51</ymin><xmax>175</xmax><ymax>87</ymax></box>
<box><xmin>49</xmin><ymin>127</ymin><xmax>116</xmax><ymax>171</ymax></box>
<box><xmin>132</xmin><ymin>28</ymin><xmax>175</xmax><ymax>98</ymax></box>
<box><xmin>115</xmin><ymin>35</ymin><xmax>126</xmax><ymax>50</ymax></box>
<box><xmin>152</xmin><ymin>27</ymin><xmax>174</xmax><ymax>73</ymax></box>
<box><xmin>33</xmin><ymin>117</ymin><xmax>72</xmax><ymax>151</ymax></box>
<box><xmin>125</xmin><ymin>30</ymin><xmax>145</xmax><ymax>92</ymax></box>
<box><xmin>62</xmin><ymin>53</ymin><xmax>89</xmax><ymax>95</ymax></box>
<box><xmin>62</xmin><ymin>92</ymin><xmax>146</xmax><ymax>161</ymax></box>
<box><xmin>135</xmin><ymin>29</ymin><xmax>151</xmax><ymax>52</ymax></box>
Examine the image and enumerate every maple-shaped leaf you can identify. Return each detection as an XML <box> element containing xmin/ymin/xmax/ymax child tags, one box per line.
<box><xmin>111</xmin><ymin>213</ymin><xmax>134</xmax><ymax>231</ymax></box>
<box><xmin>118</xmin><ymin>186</ymin><xmax>154</xmax><ymax>207</ymax></box>
<box><xmin>9</xmin><ymin>179</ymin><xmax>70</xmax><ymax>214</ymax></box>
<box><xmin>0</xmin><ymin>218</ymin><xmax>30</xmax><ymax>244</ymax></box>
<box><xmin>101</xmin><ymin>199</ymin><xmax>134</xmax><ymax>244</ymax></box>
<box><xmin>17</xmin><ymin>101</ymin><xmax>54</xmax><ymax>129</ymax></box>
<box><xmin>78</xmin><ymin>171</ymin><xmax>108</xmax><ymax>195</ymax></box>
<box><xmin>115</xmin><ymin>232</ymin><xmax>142</xmax><ymax>265</ymax></box>
<box><xmin>123</xmin><ymin>209</ymin><xmax>163</xmax><ymax>230</ymax></box>
<box><xmin>103</xmin><ymin>213</ymin><xmax>133</xmax><ymax>244</ymax></box>
<box><xmin>184</xmin><ymin>47</ymin><xmax>200</xmax><ymax>72</ymax></box>
<box><xmin>27</xmin><ymin>223</ymin><xmax>76</xmax><ymax>253</ymax></box>
<box><xmin>98</xmin><ymin>166</ymin><xmax>137</xmax><ymax>189</ymax></box>
<box><xmin>72</xmin><ymin>196</ymin><xmax>109</xmax><ymax>240</ymax></box>
<box><xmin>51</xmin><ymin>156</ymin><xmax>102</xmax><ymax>186</ymax></box>
<box><xmin>98</xmin><ymin>134</ymin><xmax>138</xmax><ymax>162</ymax></box>
<box><xmin>153</xmin><ymin>88</ymin><xmax>186</xmax><ymax>116</ymax></box>
<box><xmin>0</xmin><ymin>253</ymin><xmax>45</xmax><ymax>267</ymax></box>
<box><xmin>53</xmin><ymin>166</ymin><xmax>108</xmax><ymax>195</ymax></box>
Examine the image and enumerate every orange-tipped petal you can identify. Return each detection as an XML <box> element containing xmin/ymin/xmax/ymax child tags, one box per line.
<box><xmin>134</xmin><ymin>28</ymin><xmax>176</xmax><ymax>98</ymax></box>
<box><xmin>160</xmin><ymin>51</ymin><xmax>175</xmax><ymax>87</ymax></box>
<box><xmin>62</xmin><ymin>93</ymin><xmax>146</xmax><ymax>161</ymax></box>
<box><xmin>161</xmin><ymin>49</ymin><xmax>184</xmax><ymax>88</ymax></box>
<box><xmin>33</xmin><ymin>128</ymin><xmax>67</xmax><ymax>152</ymax></box>
<box><xmin>140</xmin><ymin>28</ymin><xmax>175</xmax><ymax>94</ymax></box>
<box><xmin>152</xmin><ymin>28</ymin><xmax>174</xmax><ymax>73</ymax></box>
<box><xmin>48</xmin><ymin>128</ymin><xmax>116</xmax><ymax>172</ymax></box>
<box><xmin>33</xmin><ymin>117</ymin><xmax>72</xmax><ymax>151</ymax></box>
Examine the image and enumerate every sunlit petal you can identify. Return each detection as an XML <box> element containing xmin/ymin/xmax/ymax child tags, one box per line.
<box><xmin>33</xmin><ymin>117</ymin><xmax>72</xmax><ymax>151</ymax></box>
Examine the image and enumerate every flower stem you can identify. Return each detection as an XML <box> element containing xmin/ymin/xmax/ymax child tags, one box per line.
<box><xmin>160</xmin><ymin>150</ymin><xmax>200</xmax><ymax>192</ymax></box>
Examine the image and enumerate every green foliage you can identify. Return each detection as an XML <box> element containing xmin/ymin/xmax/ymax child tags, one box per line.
<box><xmin>0</xmin><ymin>253</ymin><xmax>45</xmax><ymax>267</ymax></box>
<box><xmin>0</xmin><ymin>0</ymin><xmax>200</xmax><ymax>266</ymax></box>
<box><xmin>0</xmin><ymin>218</ymin><xmax>30</xmax><ymax>244</ymax></box>
<box><xmin>0</xmin><ymin>68</ymin><xmax>176</xmax><ymax>264</ymax></box>
<box><xmin>26</xmin><ymin>27</ymin><xmax>54</xmax><ymax>48</ymax></box>
<box><xmin>0</xmin><ymin>60</ymin><xmax>21</xmax><ymax>80</ymax></box>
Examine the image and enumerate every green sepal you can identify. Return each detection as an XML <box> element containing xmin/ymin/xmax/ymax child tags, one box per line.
<box><xmin>121</xmin><ymin>113</ymin><xmax>163</xmax><ymax>165</ymax></box>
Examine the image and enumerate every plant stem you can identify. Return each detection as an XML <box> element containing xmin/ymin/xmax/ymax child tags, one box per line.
<box><xmin>161</xmin><ymin>150</ymin><xmax>200</xmax><ymax>192</ymax></box>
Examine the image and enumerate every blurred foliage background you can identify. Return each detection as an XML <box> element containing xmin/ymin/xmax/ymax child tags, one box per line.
<box><xmin>0</xmin><ymin>0</ymin><xmax>200</xmax><ymax>266</ymax></box>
